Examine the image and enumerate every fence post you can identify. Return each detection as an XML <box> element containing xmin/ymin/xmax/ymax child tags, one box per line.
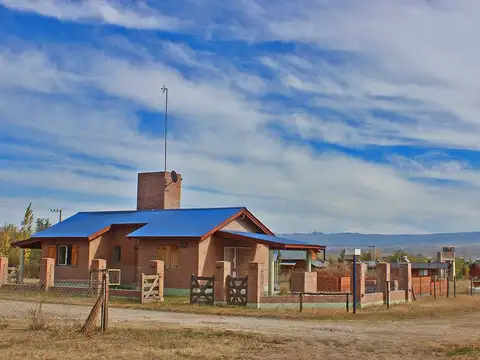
<box><xmin>40</xmin><ymin>258</ymin><xmax>55</xmax><ymax>292</ymax></box>
<box><xmin>454</xmin><ymin>276</ymin><xmax>457</xmax><ymax>298</ymax></box>
<box><xmin>352</xmin><ymin>255</ymin><xmax>357</xmax><ymax>314</ymax></box>
<box><xmin>447</xmin><ymin>277</ymin><xmax>450</xmax><ymax>298</ymax></box>
<box><xmin>100</xmin><ymin>270</ymin><xmax>109</xmax><ymax>332</ymax></box>
<box><xmin>433</xmin><ymin>276</ymin><xmax>437</xmax><ymax>300</ymax></box>
<box><xmin>346</xmin><ymin>293</ymin><xmax>349</xmax><ymax>313</ymax></box>
<box><xmin>471</xmin><ymin>276</ymin><xmax>474</xmax><ymax>296</ymax></box>
<box><xmin>0</xmin><ymin>257</ymin><xmax>8</xmax><ymax>286</ymax></box>
<box><xmin>299</xmin><ymin>293</ymin><xmax>304</xmax><ymax>313</ymax></box>
<box><xmin>385</xmin><ymin>280</ymin><xmax>390</xmax><ymax>310</ymax></box>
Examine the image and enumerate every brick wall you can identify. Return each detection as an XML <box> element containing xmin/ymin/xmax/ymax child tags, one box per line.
<box><xmin>389</xmin><ymin>290</ymin><xmax>407</xmax><ymax>303</ymax></box>
<box><xmin>361</xmin><ymin>292</ymin><xmax>383</xmax><ymax>305</ymax></box>
<box><xmin>317</xmin><ymin>275</ymin><xmax>351</xmax><ymax>292</ymax></box>
<box><xmin>291</xmin><ymin>272</ymin><xmax>317</xmax><ymax>292</ymax></box>
<box><xmin>412</xmin><ymin>277</ymin><xmax>448</xmax><ymax>297</ymax></box>
<box><xmin>137</xmin><ymin>171</ymin><xmax>181</xmax><ymax>210</ymax></box>
<box><xmin>262</xmin><ymin>295</ymin><xmax>346</xmax><ymax>303</ymax></box>
<box><xmin>138</xmin><ymin>238</ymin><xmax>198</xmax><ymax>290</ymax></box>
<box><xmin>41</xmin><ymin>239</ymin><xmax>90</xmax><ymax>280</ymax></box>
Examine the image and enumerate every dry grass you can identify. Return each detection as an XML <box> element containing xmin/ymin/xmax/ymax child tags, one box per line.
<box><xmin>2</xmin><ymin>287</ymin><xmax>480</xmax><ymax>322</ymax></box>
<box><xmin>0</xmin><ymin>324</ymin><xmax>478</xmax><ymax>360</ymax></box>
<box><xmin>108</xmin><ymin>294</ymin><xmax>480</xmax><ymax>322</ymax></box>
<box><xmin>315</xmin><ymin>263</ymin><xmax>351</xmax><ymax>277</ymax></box>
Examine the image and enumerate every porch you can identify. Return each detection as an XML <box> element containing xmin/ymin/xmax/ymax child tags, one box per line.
<box><xmin>217</xmin><ymin>231</ymin><xmax>326</xmax><ymax>295</ymax></box>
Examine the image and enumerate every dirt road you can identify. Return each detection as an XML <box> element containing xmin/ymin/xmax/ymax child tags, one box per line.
<box><xmin>2</xmin><ymin>298</ymin><xmax>480</xmax><ymax>346</ymax></box>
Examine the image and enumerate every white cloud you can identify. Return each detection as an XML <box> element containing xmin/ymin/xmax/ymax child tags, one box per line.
<box><xmin>3</xmin><ymin>4</ymin><xmax>480</xmax><ymax>235</ymax></box>
<box><xmin>0</xmin><ymin>0</ymin><xmax>182</xmax><ymax>30</ymax></box>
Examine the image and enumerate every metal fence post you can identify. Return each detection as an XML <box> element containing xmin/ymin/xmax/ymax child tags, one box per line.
<box><xmin>346</xmin><ymin>293</ymin><xmax>349</xmax><ymax>313</ymax></box>
<box><xmin>299</xmin><ymin>293</ymin><xmax>304</xmax><ymax>313</ymax></box>
<box><xmin>103</xmin><ymin>270</ymin><xmax>109</xmax><ymax>331</ymax></box>
<box><xmin>471</xmin><ymin>276</ymin><xmax>474</xmax><ymax>296</ymax></box>
<box><xmin>386</xmin><ymin>280</ymin><xmax>390</xmax><ymax>310</ymax></box>
<box><xmin>433</xmin><ymin>276</ymin><xmax>437</xmax><ymax>300</ymax></box>
<box><xmin>453</xmin><ymin>276</ymin><xmax>457</xmax><ymax>298</ymax></box>
<box><xmin>352</xmin><ymin>255</ymin><xmax>357</xmax><ymax>314</ymax></box>
<box><xmin>100</xmin><ymin>270</ymin><xmax>108</xmax><ymax>333</ymax></box>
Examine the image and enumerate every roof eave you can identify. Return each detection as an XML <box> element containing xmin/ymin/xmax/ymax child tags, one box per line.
<box><xmin>217</xmin><ymin>230</ymin><xmax>325</xmax><ymax>250</ymax></box>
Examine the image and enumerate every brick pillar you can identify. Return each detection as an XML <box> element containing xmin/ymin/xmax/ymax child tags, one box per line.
<box><xmin>214</xmin><ymin>261</ymin><xmax>231</xmax><ymax>304</ymax></box>
<box><xmin>40</xmin><ymin>258</ymin><xmax>55</xmax><ymax>291</ymax></box>
<box><xmin>399</xmin><ymin>263</ymin><xmax>412</xmax><ymax>301</ymax></box>
<box><xmin>91</xmin><ymin>259</ymin><xmax>107</xmax><ymax>294</ymax></box>
<box><xmin>149</xmin><ymin>260</ymin><xmax>164</xmax><ymax>301</ymax></box>
<box><xmin>351</xmin><ymin>262</ymin><xmax>366</xmax><ymax>301</ymax></box>
<box><xmin>376</xmin><ymin>262</ymin><xmax>391</xmax><ymax>300</ymax></box>
<box><xmin>247</xmin><ymin>262</ymin><xmax>264</xmax><ymax>309</ymax></box>
<box><xmin>291</xmin><ymin>272</ymin><xmax>317</xmax><ymax>293</ymax></box>
<box><xmin>0</xmin><ymin>257</ymin><xmax>8</xmax><ymax>286</ymax></box>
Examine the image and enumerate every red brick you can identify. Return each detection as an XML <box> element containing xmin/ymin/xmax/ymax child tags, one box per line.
<box><xmin>137</xmin><ymin>171</ymin><xmax>182</xmax><ymax>210</ymax></box>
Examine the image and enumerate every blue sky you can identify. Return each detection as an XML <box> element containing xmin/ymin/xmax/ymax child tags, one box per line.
<box><xmin>1</xmin><ymin>0</ymin><xmax>480</xmax><ymax>234</ymax></box>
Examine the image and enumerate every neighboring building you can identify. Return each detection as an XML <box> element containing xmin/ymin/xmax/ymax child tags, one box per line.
<box><xmin>390</xmin><ymin>262</ymin><xmax>449</xmax><ymax>278</ymax></box>
<box><xmin>279</xmin><ymin>250</ymin><xmax>326</xmax><ymax>273</ymax></box>
<box><xmin>470</xmin><ymin>260</ymin><xmax>480</xmax><ymax>278</ymax></box>
<box><xmin>14</xmin><ymin>171</ymin><xmax>325</xmax><ymax>295</ymax></box>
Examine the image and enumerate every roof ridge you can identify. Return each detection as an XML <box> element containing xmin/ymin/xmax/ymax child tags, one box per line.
<box><xmin>77</xmin><ymin>206</ymin><xmax>245</xmax><ymax>215</ymax></box>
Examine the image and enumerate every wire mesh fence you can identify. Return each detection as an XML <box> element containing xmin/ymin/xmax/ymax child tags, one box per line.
<box><xmin>0</xmin><ymin>277</ymin><xmax>105</xmax><ymax>331</ymax></box>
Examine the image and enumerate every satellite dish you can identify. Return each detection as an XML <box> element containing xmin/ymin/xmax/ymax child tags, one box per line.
<box><xmin>171</xmin><ymin>170</ymin><xmax>178</xmax><ymax>183</ymax></box>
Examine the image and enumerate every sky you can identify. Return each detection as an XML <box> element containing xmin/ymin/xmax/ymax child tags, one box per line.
<box><xmin>1</xmin><ymin>0</ymin><xmax>480</xmax><ymax>235</ymax></box>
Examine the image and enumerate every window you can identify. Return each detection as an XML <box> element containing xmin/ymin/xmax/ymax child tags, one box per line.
<box><xmin>113</xmin><ymin>246</ymin><xmax>122</xmax><ymax>262</ymax></box>
<box><xmin>49</xmin><ymin>245</ymin><xmax>78</xmax><ymax>266</ymax></box>
<box><xmin>157</xmin><ymin>246</ymin><xmax>179</xmax><ymax>269</ymax></box>
<box><xmin>418</xmin><ymin>269</ymin><xmax>429</xmax><ymax>277</ymax></box>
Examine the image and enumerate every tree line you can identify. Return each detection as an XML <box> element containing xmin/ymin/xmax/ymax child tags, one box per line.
<box><xmin>0</xmin><ymin>203</ymin><xmax>52</xmax><ymax>265</ymax></box>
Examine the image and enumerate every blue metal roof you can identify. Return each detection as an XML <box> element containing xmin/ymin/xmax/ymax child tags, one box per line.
<box><xmin>222</xmin><ymin>231</ymin><xmax>325</xmax><ymax>248</ymax></box>
<box><xmin>32</xmin><ymin>207</ymin><xmax>244</xmax><ymax>239</ymax></box>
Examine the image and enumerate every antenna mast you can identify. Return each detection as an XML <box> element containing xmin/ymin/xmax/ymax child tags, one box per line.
<box><xmin>161</xmin><ymin>85</ymin><xmax>168</xmax><ymax>172</ymax></box>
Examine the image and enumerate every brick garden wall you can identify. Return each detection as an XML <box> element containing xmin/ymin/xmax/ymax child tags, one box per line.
<box><xmin>412</xmin><ymin>277</ymin><xmax>448</xmax><ymax>297</ymax></box>
<box><xmin>262</xmin><ymin>295</ymin><xmax>347</xmax><ymax>304</ymax></box>
<box><xmin>389</xmin><ymin>290</ymin><xmax>406</xmax><ymax>303</ymax></box>
<box><xmin>316</xmin><ymin>275</ymin><xmax>351</xmax><ymax>292</ymax></box>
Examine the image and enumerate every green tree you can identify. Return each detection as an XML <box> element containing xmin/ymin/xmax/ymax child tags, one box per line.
<box><xmin>0</xmin><ymin>228</ymin><xmax>11</xmax><ymax>257</ymax></box>
<box><xmin>19</xmin><ymin>203</ymin><xmax>34</xmax><ymax>264</ymax></box>
<box><xmin>35</xmin><ymin>218</ymin><xmax>51</xmax><ymax>233</ymax></box>
<box><xmin>1</xmin><ymin>223</ymin><xmax>20</xmax><ymax>264</ymax></box>
<box><xmin>455</xmin><ymin>257</ymin><xmax>471</xmax><ymax>279</ymax></box>
<box><xmin>337</xmin><ymin>249</ymin><xmax>346</xmax><ymax>263</ymax></box>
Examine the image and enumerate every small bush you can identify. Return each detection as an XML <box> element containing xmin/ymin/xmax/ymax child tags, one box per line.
<box><xmin>27</xmin><ymin>300</ymin><xmax>46</xmax><ymax>330</ymax></box>
<box><xmin>316</xmin><ymin>263</ymin><xmax>351</xmax><ymax>278</ymax></box>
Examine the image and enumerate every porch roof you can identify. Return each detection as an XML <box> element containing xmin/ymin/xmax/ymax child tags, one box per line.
<box><xmin>218</xmin><ymin>230</ymin><xmax>326</xmax><ymax>250</ymax></box>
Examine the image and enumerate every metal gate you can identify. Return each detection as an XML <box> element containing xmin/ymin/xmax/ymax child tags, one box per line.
<box><xmin>190</xmin><ymin>274</ymin><xmax>215</xmax><ymax>304</ymax></box>
<box><xmin>227</xmin><ymin>275</ymin><xmax>248</xmax><ymax>306</ymax></box>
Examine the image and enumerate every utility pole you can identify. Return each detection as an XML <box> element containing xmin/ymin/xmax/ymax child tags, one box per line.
<box><xmin>161</xmin><ymin>85</ymin><xmax>168</xmax><ymax>172</ymax></box>
<box><xmin>50</xmin><ymin>208</ymin><xmax>63</xmax><ymax>223</ymax></box>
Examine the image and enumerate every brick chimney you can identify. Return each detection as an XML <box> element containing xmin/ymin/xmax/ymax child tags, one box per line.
<box><xmin>137</xmin><ymin>171</ymin><xmax>182</xmax><ymax>210</ymax></box>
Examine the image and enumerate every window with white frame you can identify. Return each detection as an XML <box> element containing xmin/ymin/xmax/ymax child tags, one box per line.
<box><xmin>57</xmin><ymin>245</ymin><xmax>72</xmax><ymax>266</ymax></box>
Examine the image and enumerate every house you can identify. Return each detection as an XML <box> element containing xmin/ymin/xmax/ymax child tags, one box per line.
<box><xmin>390</xmin><ymin>262</ymin><xmax>450</xmax><ymax>278</ymax></box>
<box><xmin>14</xmin><ymin>171</ymin><xmax>325</xmax><ymax>296</ymax></box>
<box><xmin>279</xmin><ymin>250</ymin><xmax>326</xmax><ymax>273</ymax></box>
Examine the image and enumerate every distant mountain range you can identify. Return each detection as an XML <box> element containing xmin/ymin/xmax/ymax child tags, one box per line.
<box><xmin>279</xmin><ymin>231</ymin><xmax>480</xmax><ymax>258</ymax></box>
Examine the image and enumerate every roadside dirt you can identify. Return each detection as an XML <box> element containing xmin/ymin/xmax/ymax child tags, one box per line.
<box><xmin>2</xmin><ymin>298</ymin><xmax>479</xmax><ymax>352</ymax></box>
